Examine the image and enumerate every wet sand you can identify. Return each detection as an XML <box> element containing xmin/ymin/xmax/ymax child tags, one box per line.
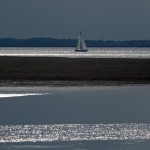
<box><xmin>0</xmin><ymin>56</ymin><xmax>150</xmax><ymax>85</ymax></box>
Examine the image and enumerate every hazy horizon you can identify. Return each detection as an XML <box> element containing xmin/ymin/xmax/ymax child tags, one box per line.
<box><xmin>0</xmin><ymin>0</ymin><xmax>150</xmax><ymax>40</ymax></box>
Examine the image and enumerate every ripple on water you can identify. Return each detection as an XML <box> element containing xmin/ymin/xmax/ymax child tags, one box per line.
<box><xmin>0</xmin><ymin>47</ymin><xmax>150</xmax><ymax>58</ymax></box>
<box><xmin>0</xmin><ymin>124</ymin><xmax>150</xmax><ymax>143</ymax></box>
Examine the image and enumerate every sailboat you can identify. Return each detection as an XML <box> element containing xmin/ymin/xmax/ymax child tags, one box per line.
<box><xmin>75</xmin><ymin>32</ymin><xmax>88</xmax><ymax>52</ymax></box>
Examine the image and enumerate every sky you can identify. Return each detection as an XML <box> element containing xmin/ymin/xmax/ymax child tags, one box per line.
<box><xmin>0</xmin><ymin>0</ymin><xmax>150</xmax><ymax>40</ymax></box>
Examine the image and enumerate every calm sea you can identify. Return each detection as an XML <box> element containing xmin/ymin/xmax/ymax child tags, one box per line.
<box><xmin>0</xmin><ymin>85</ymin><xmax>150</xmax><ymax>149</ymax></box>
<box><xmin>0</xmin><ymin>47</ymin><xmax>150</xmax><ymax>58</ymax></box>
<box><xmin>0</xmin><ymin>47</ymin><xmax>150</xmax><ymax>149</ymax></box>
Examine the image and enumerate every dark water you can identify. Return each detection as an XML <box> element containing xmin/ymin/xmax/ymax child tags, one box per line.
<box><xmin>0</xmin><ymin>85</ymin><xmax>150</xmax><ymax>149</ymax></box>
<box><xmin>1</xmin><ymin>140</ymin><xmax>150</xmax><ymax>150</ymax></box>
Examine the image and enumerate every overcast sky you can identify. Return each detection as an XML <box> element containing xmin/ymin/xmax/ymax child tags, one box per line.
<box><xmin>0</xmin><ymin>0</ymin><xmax>150</xmax><ymax>40</ymax></box>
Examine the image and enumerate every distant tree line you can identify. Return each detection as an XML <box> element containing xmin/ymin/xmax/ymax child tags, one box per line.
<box><xmin>0</xmin><ymin>38</ymin><xmax>150</xmax><ymax>47</ymax></box>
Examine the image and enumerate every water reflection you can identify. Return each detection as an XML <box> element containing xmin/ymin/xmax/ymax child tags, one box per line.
<box><xmin>0</xmin><ymin>93</ymin><xmax>48</xmax><ymax>98</ymax></box>
<box><xmin>0</xmin><ymin>47</ymin><xmax>150</xmax><ymax>58</ymax></box>
<box><xmin>0</xmin><ymin>85</ymin><xmax>150</xmax><ymax>149</ymax></box>
<box><xmin>0</xmin><ymin>124</ymin><xmax>150</xmax><ymax>143</ymax></box>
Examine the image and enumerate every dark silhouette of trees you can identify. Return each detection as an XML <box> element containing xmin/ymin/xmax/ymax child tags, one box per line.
<box><xmin>0</xmin><ymin>38</ymin><xmax>150</xmax><ymax>47</ymax></box>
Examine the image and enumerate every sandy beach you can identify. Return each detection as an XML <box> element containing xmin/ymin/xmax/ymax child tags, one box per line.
<box><xmin>0</xmin><ymin>56</ymin><xmax>150</xmax><ymax>85</ymax></box>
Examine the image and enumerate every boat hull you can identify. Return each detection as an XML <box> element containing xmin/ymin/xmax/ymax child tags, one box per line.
<box><xmin>75</xmin><ymin>49</ymin><xmax>88</xmax><ymax>52</ymax></box>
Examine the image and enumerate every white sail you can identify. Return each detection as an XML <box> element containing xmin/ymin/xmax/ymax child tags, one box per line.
<box><xmin>75</xmin><ymin>32</ymin><xmax>88</xmax><ymax>52</ymax></box>
<box><xmin>77</xmin><ymin>33</ymin><xmax>82</xmax><ymax>49</ymax></box>
<box><xmin>82</xmin><ymin>38</ymin><xmax>87</xmax><ymax>50</ymax></box>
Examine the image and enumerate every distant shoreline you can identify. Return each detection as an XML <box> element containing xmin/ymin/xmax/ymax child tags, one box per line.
<box><xmin>1</xmin><ymin>38</ymin><xmax>150</xmax><ymax>47</ymax></box>
<box><xmin>0</xmin><ymin>56</ymin><xmax>150</xmax><ymax>86</ymax></box>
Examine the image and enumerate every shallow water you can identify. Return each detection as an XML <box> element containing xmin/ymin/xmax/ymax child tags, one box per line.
<box><xmin>0</xmin><ymin>85</ymin><xmax>150</xmax><ymax>149</ymax></box>
<box><xmin>0</xmin><ymin>47</ymin><xmax>150</xmax><ymax>58</ymax></box>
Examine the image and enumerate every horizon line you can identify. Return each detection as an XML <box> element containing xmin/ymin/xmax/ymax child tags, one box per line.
<box><xmin>0</xmin><ymin>37</ymin><xmax>150</xmax><ymax>41</ymax></box>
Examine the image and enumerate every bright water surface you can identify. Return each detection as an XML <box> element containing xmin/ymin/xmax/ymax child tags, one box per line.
<box><xmin>0</xmin><ymin>47</ymin><xmax>150</xmax><ymax>149</ymax></box>
<box><xmin>0</xmin><ymin>47</ymin><xmax>150</xmax><ymax>58</ymax></box>
<box><xmin>0</xmin><ymin>85</ymin><xmax>150</xmax><ymax>149</ymax></box>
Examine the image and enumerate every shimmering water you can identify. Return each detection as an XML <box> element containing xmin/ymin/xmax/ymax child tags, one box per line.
<box><xmin>0</xmin><ymin>85</ymin><xmax>150</xmax><ymax>149</ymax></box>
<box><xmin>0</xmin><ymin>47</ymin><xmax>150</xmax><ymax>58</ymax></box>
<box><xmin>0</xmin><ymin>124</ymin><xmax>150</xmax><ymax>143</ymax></box>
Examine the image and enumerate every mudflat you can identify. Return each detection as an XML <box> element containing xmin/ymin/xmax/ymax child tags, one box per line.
<box><xmin>0</xmin><ymin>56</ymin><xmax>150</xmax><ymax>84</ymax></box>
